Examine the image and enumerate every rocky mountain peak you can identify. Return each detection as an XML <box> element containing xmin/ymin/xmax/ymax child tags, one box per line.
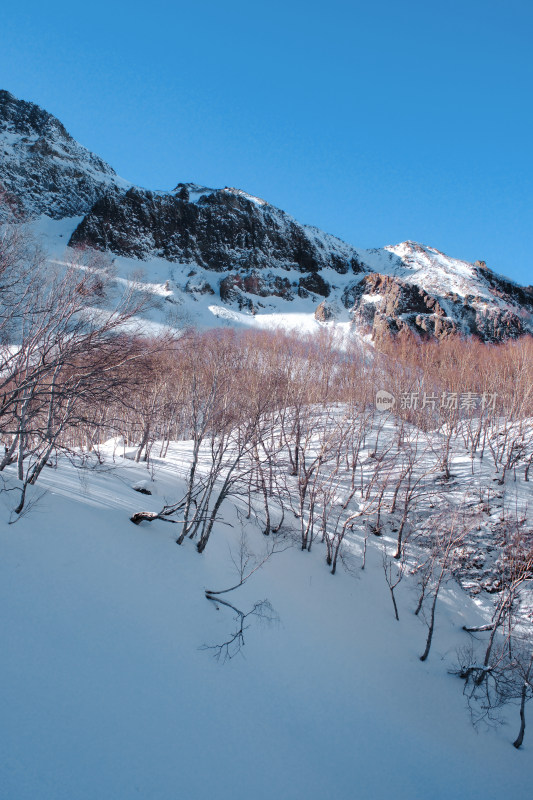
<box><xmin>0</xmin><ymin>89</ymin><xmax>66</xmax><ymax>139</ymax></box>
<box><xmin>0</xmin><ymin>89</ymin><xmax>129</xmax><ymax>218</ymax></box>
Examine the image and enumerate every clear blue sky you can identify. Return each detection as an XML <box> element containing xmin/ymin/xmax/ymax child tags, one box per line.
<box><xmin>1</xmin><ymin>0</ymin><xmax>532</xmax><ymax>284</ymax></box>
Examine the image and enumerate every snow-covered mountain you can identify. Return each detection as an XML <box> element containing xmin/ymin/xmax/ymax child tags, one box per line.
<box><xmin>0</xmin><ymin>90</ymin><xmax>130</xmax><ymax>218</ymax></box>
<box><xmin>1</xmin><ymin>89</ymin><xmax>532</xmax><ymax>341</ymax></box>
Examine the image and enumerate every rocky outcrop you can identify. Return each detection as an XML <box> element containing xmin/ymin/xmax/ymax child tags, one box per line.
<box><xmin>475</xmin><ymin>266</ymin><xmax>533</xmax><ymax>311</ymax></box>
<box><xmin>218</xmin><ymin>270</ymin><xmax>297</xmax><ymax>311</ymax></box>
<box><xmin>68</xmin><ymin>185</ymin><xmax>354</xmax><ymax>278</ymax></box>
<box><xmin>184</xmin><ymin>275</ymin><xmax>215</xmax><ymax>296</ymax></box>
<box><xmin>344</xmin><ymin>274</ymin><xmax>447</xmax><ymax>338</ymax></box>
<box><xmin>342</xmin><ymin>272</ymin><xmax>530</xmax><ymax>342</ymax></box>
<box><xmin>298</xmin><ymin>272</ymin><xmax>331</xmax><ymax>298</ymax></box>
<box><xmin>314</xmin><ymin>301</ymin><xmax>337</xmax><ymax>322</ymax></box>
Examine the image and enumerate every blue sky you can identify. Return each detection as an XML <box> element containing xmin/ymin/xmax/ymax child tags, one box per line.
<box><xmin>1</xmin><ymin>0</ymin><xmax>531</xmax><ymax>284</ymax></box>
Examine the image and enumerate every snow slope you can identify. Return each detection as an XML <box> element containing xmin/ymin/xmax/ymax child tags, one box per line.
<box><xmin>30</xmin><ymin>216</ymin><xmax>358</xmax><ymax>338</ymax></box>
<box><xmin>0</xmin><ymin>426</ymin><xmax>531</xmax><ymax>800</ymax></box>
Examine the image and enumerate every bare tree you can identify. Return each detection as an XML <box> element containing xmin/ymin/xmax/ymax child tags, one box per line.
<box><xmin>418</xmin><ymin>509</ymin><xmax>469</xmax><ymax>661</ymax></box>
<box><xmin>513</xmin><ymin>649</ymin><xmax>533</xmax><ymax>749</ymax></box>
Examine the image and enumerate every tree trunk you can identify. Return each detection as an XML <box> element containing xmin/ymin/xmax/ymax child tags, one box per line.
<box><xmin>420</xmin><ymin>585</ymin><xmax>439</xmax><ymax>661</ymax></box>
<box><xmin>513</xmin><ymin>682</ymin><xmax>527</xmax><ymax>749</ymax></box>
<box><xmin>390</xmin><ymin>586</ymin><xmax>399</xmax><ymax>621</ymax></box>
<box><xmin>0</xmin><ymin>435</ymin><xmax>18</xmax><ymax>471</ymax></box>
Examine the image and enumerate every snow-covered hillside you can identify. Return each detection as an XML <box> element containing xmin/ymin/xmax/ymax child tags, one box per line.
<box><xmin>1</xmin><ymin>413</ymin><xmax>531</xmax><ymax>800</ymax></box>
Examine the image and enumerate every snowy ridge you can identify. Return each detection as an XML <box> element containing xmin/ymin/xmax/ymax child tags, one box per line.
<box><xmin>2</xmin><ymin>89</ymin><xmax>532</xmax><ymax>342</ymax></box>
<box><xmin>222</xmin><ymin>186</ymin><xmax>269</xmax><ymax>205</ymax></box>
<box><xmin>384</xmin><ymin>241</ymin><xmax>501</xmax><ymax>300</ymax></box>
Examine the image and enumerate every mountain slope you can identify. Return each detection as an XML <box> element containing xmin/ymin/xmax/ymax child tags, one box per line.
<box><xmin>1</xmin><ymin>89</ymin><xmax>532</xmax><ymax>342</ymax></box>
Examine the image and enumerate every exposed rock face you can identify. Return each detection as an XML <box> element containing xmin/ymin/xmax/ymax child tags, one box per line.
<box><xmin>217</xmin><ymin>270</ymin><xmax>299</xmax><ymax>312</ymax></box>
<box><xmin>343</xmin><ymin>270</ymin><xmax>532</xmax><ymax>343</ymax></box>
<box><xmin>298</xmin><ymin>272</ymin><xmax>331</xmax><ymax>298</ymax></box>
<box><xmin>346</xmin><ymin>274</ymin><xmax>445</xmax><ymax>317</ymax></box>
<box><xmin>0</xmin><ymin>90</ymin><xmax>128</xmax><ymax>218</ymax></box>
<box><xmin>344</xmin><ymin>273</ymin><xmax>448</xmax><ymax>338</ymax></box>
<box><xmin>314</xmin><ymin>301</ymin><xmax>337</xmax><ymax>322</ymax></box>
<box><xmin>184</xmin><ymin>276</ymin><xmax>215</xmax><ymax>296</ymax></box>
<box><xmin>68</xmin><ymin>185</ymin><xmax>353</xmax><ymax>280</ymax></box>
<box><xmin>219</xmin><ymin>271</ymin><xmax>293</xmax><ymax>302</ymax></box>
<box><xmin>476</xmin><ymin>267</ymin><xmax>533</xmax><ymax>310</ymax></box>
<box><xmin>1</xmin><ymin>90</ymin><xmax>532</xmax><ymax>343</ymax></box>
